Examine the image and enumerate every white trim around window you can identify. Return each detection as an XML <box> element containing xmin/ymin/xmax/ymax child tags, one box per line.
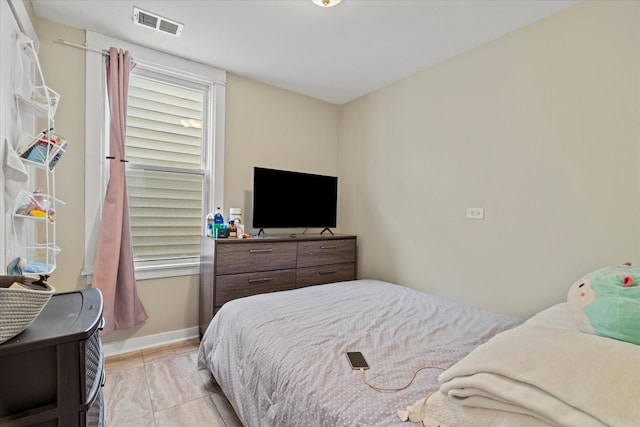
<box><xmin>83</xmin><ymin>31</ymin><xmax>226</xmax><ymax>283</ymax></box>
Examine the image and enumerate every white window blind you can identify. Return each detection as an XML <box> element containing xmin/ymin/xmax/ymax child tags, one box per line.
<box><xmin>126</xmin><ymin>73</ymin><xmax>207</xmax><ymax>262</ymax></box>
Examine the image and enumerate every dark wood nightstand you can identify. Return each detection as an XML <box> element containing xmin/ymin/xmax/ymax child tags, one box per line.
<box><xmin>0</xmin><ymin>288</ymin><xmax>105</xmax><ymax>426</ymax></box>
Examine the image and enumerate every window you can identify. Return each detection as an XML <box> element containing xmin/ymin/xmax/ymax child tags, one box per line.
<box><xmin>84</xmin><ymin>31</ymin><xmax>226</xmax><ymax>282</ymax></box>
<box><xmin>126</xmin><ymin>72</ymin><xmax>207</xmax><ymax>264</ymax></box>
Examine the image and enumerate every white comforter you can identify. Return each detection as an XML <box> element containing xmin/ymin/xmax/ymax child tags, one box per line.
<box><xmin>198</xmin><ymin>280</ymin><xmax>522</xmax><ymax>427</ymax></box>
<box><xmin>423</xmin><ymin>303</ymin><xmax>640</xmax><ymax>427</ymax></box>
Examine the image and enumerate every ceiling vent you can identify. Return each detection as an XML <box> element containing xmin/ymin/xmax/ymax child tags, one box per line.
<box><xmin>133</xmin><ymin>7</ymin><xmax>183</xmax><ymax>37</ymax></box>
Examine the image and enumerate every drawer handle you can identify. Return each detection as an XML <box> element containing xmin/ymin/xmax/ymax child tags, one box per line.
<box><xmin>249</xmin><ymin>248</ymin><xmax>273</xmax><ymax>253</ymax></box>
<box><xmin>248</xmin><ymin>278</ymin><xmax>272</xmax><ymax>283</ymax></box>
<box><xmin>320</xmin><ymin>245</ymin><xmax>337</xmax><ymax>249</ymax></box>
<box><xmin>319</xmin><ymin>270</ymin><xmax>337</xmax><ymax>275</ymax></box>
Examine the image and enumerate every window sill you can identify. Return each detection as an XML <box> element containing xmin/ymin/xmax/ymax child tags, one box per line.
<box><xmin>82</xmin><ymin>260</ymin><xmax>200</xmax><ymax>284</ymax></box>
<box><xmin>135</xmin><ymin>260</ymin><xmax>200</xmax><ymax>281</ymax></box>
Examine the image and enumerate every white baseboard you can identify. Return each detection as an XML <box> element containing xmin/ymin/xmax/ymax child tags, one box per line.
<box><xmin>103</xmin><ymin>327</ymin><xmax>200</xmax><ymax>357</ymax></box>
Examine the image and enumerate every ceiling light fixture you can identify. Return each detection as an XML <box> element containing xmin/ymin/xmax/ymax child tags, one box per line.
<box><xmin>312</xmin><ymin>0</ymin><xmax>342</xmax><ymax>7</ymax></box>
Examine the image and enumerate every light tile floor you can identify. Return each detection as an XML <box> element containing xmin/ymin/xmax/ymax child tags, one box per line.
<box><xmin>104</xmin><ymin>339</ymin><xmax>243</xmax><ymax>427</ymax></box>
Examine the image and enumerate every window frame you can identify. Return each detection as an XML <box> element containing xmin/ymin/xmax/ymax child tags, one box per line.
<box><xmin>125</xmin><ymin>69</ymin><xmax>209</xmax><ymax>266</ymax></box>
<box><xmin>83</xmin><ymin>31</ymin><xmax>225</xmax><ymax>283</ymax></box>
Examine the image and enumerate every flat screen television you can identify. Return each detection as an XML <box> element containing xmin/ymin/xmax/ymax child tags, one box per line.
<box><xmin>252</xmin><ymin>167</ymin><xmax>337</xmax><ymax>230</ymax></box>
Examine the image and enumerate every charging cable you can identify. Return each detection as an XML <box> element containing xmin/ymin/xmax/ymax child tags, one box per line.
<box><xmin>359</xmin><ymin>365</ymin><xmax>446</xmax><ymax>393</ymax></box>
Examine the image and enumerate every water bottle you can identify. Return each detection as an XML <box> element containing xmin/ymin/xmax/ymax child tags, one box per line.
<box><xmin>205</xmin><ymin>213</ymin><xmax>214</xmax><ymax>237</ymax></box>
<box><xmin>213</xmin><ymin>207</ymin><xmax>224</xmax><ymax>237</ymax></box>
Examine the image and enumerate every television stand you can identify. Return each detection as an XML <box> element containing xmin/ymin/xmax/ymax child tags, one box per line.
<box><xmin>320</xmin><ymin>227</ymin><xmax>334</xmax><ymax>236</ymax></box>
<box><xmin>257</xmin><ymin>228</ymin><xmax>266</xmax><ymax>236</ymax></box>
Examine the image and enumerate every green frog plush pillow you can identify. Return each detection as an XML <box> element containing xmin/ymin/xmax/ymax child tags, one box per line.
<box><xmin>567</xmin><ymin>262</ymin><xmax>640</xmax><ymax>345</ymax></box>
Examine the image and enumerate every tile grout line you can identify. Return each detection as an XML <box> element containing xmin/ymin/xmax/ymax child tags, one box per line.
<box><xmin>106</xmin><ymin>340</ymin><xmax>236</xmax><ymax>427</ymax></box>
<box><xmin>143</xmin><ymin>357</ymin><xmax>161</xmax><ymax>422</ymax></box>
<box><xmin>145</xmin><ymin>351</ymin><xmax>206</xmax><ymax>417</ymax></box>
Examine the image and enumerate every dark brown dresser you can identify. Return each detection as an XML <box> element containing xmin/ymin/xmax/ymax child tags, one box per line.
<box><xmin>200</xmin><ymin>234</ymin><xmax>357</xmax><ymax>335</ymax></box>
<box><xmin>0</xmin><ymin>288</ymin><xmax>104</xmax><ymax>426</ymax></box>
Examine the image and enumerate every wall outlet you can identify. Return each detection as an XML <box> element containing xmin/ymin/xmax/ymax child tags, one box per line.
<box><xmin>466</xmin><ymin>208</ymin><xmax>484</xmax><ymax>219</ymax></box>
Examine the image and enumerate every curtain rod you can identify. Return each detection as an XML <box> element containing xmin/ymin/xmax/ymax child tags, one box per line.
<box><xmin>54</xmin><ymin>38</ymin><xmax>107</xmax><ymax>56</ymax></box>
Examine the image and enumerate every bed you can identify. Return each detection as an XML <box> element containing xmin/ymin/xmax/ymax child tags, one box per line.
<box><xmin>197</xmin><ymin>279</ymin><xmax>522</xmax><ymax>426</ymax></box>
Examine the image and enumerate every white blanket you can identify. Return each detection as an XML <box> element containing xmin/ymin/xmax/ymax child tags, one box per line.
<box><xmin>433</xmin><ymin>303</ymin><xmax>640</xmax><ymax>426</ymax></box>
<box><xmin>421</xmin><ymin>392</ymin><xmax>552</xmax><ymax>427</ymax></box>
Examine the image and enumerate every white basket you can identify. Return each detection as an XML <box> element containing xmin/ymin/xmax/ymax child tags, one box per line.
<box><xmin>0</xmin><ymin>276</ymin><xmax>55</xmax><ymax>344</ymax></box>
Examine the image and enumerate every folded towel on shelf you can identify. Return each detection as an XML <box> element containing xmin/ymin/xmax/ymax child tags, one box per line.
<box><xmin>6</xmin><ymin>257</ymin><xmax>53</xmax><ymax>275</ymax></box>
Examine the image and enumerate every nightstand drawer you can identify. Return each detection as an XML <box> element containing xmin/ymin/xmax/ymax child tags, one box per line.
<box><xmin>297</xmin><ymin>239</ymin><xmax>356</xmax><ymax>268</ymax></box>
<box><xmin>216</xmin><ymin>242</ymin><xmax>297</xmax><ymax>275</ymax></box>
<box><xmin>216</xmin><ymin>269</ymin><xmax>297</xmax><ymax>305</ymax></box>
<box><xmin>297</xmin><ymin>263</ymin><xmax>355</xmax><ymax>287</ymax></box>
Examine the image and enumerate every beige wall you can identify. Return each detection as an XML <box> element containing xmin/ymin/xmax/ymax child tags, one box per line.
<box><xmin>34</xmin><ymin>19</ymin><xmax>86</xmax><ymax>291</ymax></box>
<box><xmin>33</xmin><ymin>20</ymin><xmax>340</xmax><ymax>343</ymax></box>
<box><xmin>339</xmin><ymin>0</ymin><xmax>640</xmax><ymax>318</ymax></box>
<box><xmin>224</xmin><ymin>74</ymin><xmax>340</xmax><ymax>231</ymax></box>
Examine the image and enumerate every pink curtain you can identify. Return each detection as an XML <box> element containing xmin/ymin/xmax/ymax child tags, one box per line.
<box><xmin>93</xmin><ymin>48</ymin><xmax>147</xmax><ymax>335</ymax></box>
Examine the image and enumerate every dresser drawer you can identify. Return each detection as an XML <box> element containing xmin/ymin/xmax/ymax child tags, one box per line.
<box><xmin>216</xmin><ymin>269</ymin><xmax>297</xmax><ymax>305</ymax></box>
<box><xmin>216</xmin><ymin>242</ymin><xmax>297</xmax><ymax>275</ymax></box>
<box><xmin>297</xmin><ymin>239</ymin><xmax>356</xmax><ymax>268</ymax></box>
<box><xmin>297</xmin><ymin>263</ymin><xmax>355</xmax><ymax>287</ymax></box>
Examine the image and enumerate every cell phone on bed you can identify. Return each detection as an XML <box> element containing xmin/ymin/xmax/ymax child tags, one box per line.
<box><xmin>346</xmin><ymin>351</ymin><xmax>369</xmax><ymax>370</ymax></box>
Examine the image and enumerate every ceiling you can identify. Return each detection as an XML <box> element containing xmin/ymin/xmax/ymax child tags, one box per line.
<box><xmin>30</xmin><ymin>0</ymin><xmax>579</xmax><ymax>105</ymax></box>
